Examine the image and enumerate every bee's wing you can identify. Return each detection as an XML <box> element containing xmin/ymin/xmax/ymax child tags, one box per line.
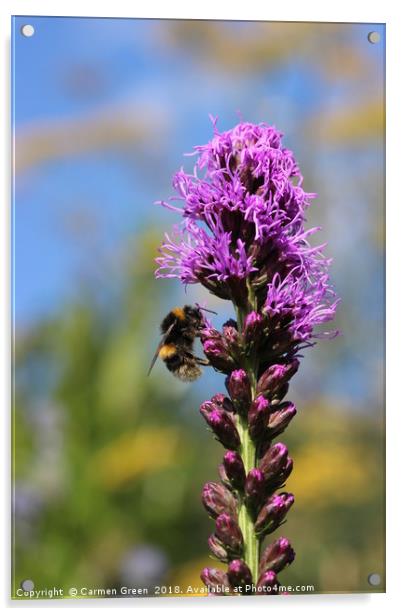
<box><xmin>147</xmin><ymin>320</ymin><xmax>176</xmax><ymax>376</ymax></box>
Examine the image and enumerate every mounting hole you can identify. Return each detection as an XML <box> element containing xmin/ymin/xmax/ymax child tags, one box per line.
<box><xmin>21</xmin><ymin>579</ymin><xmax>35</xmax><ymax>591</ymax></box>
<box><xmin>367</xmin><ymin>31</ymin><xmax>380</xmax><ymax>44</ymax></box>
<box><xmin>368</xmin><ymin>573</ymin><xmax>381</xmax><ymax>586</ymax></box>
<box><xmin>21</xmin><ymin>24</ymin><xmax>35</xmax><ymax>38</ymax></box>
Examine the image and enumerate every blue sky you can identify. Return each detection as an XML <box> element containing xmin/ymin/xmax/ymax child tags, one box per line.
<box><xmin>12</xmin><ymin>16</ymin><xmax>385</xmax><ymax>408</ymax></box>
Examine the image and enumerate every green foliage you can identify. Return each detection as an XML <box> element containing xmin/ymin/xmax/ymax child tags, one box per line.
<box><xmin>13</xmin><ymin>232</ymin><xmax>384</xmax><ymax>597</ymax></box>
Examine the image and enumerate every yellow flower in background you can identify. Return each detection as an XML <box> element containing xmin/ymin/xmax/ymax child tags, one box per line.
<box><xmin>311</xmin><ymin>99</ymin><xmax>383</xmax><ymax>143</ymax></box>
<box><xmin>91</xmin><ymin>427</ymin><xmax>182</xmax><ymax>489</ymax></box>
<box><xmin>287</xmin><ymin>442</ymin><xmax>375</xmax><ymax>508</ymax></box>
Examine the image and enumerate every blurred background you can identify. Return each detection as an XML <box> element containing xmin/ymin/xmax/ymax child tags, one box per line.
<box><xmin>12</xmin><ymin>17</ymin><xmax>385</xmax><ymax>597</ymax></box>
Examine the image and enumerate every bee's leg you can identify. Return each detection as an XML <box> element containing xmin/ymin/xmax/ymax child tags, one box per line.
<box><xmin>194</xmin><ymin>356</ymin><xmax>210</xmax><ymax>366</ymax></box>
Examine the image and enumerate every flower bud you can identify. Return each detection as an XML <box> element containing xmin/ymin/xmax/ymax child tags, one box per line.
<box><xmin>215</xmin><ymin>513</ymin><xmax>244</xmax><ymax>555</ymax></box>
<box><xmin>227</xmin><ymin>559</ymin><xmax>253</xmax><ymax>592</ymax></box>
<box><xmin>267</xmin><ymin>402</ymin><xmax>297</xmax><ymax>437</ymax></box>
<box><xmin>208</xmin><ymin>534</ymin><xmax>229</xmax><ymax>562</ymax></box>
<box><xmin>222</xmin><ymin>319</ymin><xmax>239</xmax><ymax>344</ymax></box>
<box><xmin>199</xmin><ymin>400</ymin><xmax>219</xmax><ymax>417</ymax></box>
<box><xmin>226</xmin><ymin>369</ymin><xmax>251</xmax><ymax>413</ymax></box>
<box><xmin>259</xmin><ymin>442</ymin><xmax>293</xmax><ymax>488</ymax></box>
<box><xmin>259</xmin><ymin>537</ymin><xmax>295</xmax><ymax>574</ymax></box>
<box><xmin>256</xmin><ymin>570</ymin><xmax>279</xmax><ymax>595</ymax></box>
<box><xmin>255</xmin><ymin>492</ymin><xmax>294</xmax><ymax>537</ymax></box>
<box><xmin>200</xmin><ymin>567</ymin><xmax>230</xmax><ymax>595</ymax></box>
<box><xmin>257</xmin><ymin>359</ymin><xmax>300</xmax><ymax>398</ymax></box>
<box><xmin>248</xmin><ymin>395</ymin><xmax>270</xmax><ymax>440</ymax></box>
<box><xmin>200</xmin><ymin>407</ymin><xmax>240</xmax><ymax>450</ymax></box>
<box><xmin>201</xmin><ymin>329</ymin><xmax>235</xmax><ymax>372</ymax></box>
<box><xmin>211</xmin><ymin>393</ymin><xmax>236</xmax><ymax>414</ymax></box>
<box><xmin>200</xmin><ymin>327</ymin><xmax>221</xmax><ymax>344</ymax></box>
<box><xmin>223</xmin><ymin>320</ymin><xmax>243</xmax><ymax>362</ymax></box>
<box><xmin>223</xmin><ymin>450</ymin><xmax>246</xmax><ymax>490</ymax></box>
<box><xmin>243</xmin><ymin>311</ymin><xmax>264</xmax><ymax>346</ymax></box>
<box><xmin>202</xmin><ymin>482</ymin><xmax>238</xmax><ymax>519</ymax></box>
<box><xmin>245</xmin><ymin>468</ymin><xmax>266</xmax><ymax>511</ymax></box>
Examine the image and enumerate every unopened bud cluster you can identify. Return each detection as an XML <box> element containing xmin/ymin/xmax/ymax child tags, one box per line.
<box><xmin>200</xmin><ymin>315</ymin><xmax>298</xmax><ymax>595</ymax></box>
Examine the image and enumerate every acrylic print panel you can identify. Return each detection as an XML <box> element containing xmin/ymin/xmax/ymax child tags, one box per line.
<box><xmin>12</xmin><ymin>16</ymin><xmax>385</xmax><ymax>599</ymax></box>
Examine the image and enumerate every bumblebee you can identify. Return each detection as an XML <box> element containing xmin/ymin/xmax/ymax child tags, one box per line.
<box><xmin>148</xmin><ymin>304</ymin><xmax>215</xmax><ymax>381</ymax></box>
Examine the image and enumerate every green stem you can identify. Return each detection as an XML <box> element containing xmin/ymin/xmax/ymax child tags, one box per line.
<box><xmin>235</xmin><ymin>292</ymin><xmax>260</xmax><ymax>586</ymax></box>
<box><xmin>237</xmin><ymin>415</ymin><xmax>259</xmax><ymax>585</ymax></box>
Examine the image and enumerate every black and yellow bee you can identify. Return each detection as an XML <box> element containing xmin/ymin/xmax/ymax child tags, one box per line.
<box><xmin>148</xmin><ymin>304</ymin><xmax>215</xmax><ymax>381</ymax></box>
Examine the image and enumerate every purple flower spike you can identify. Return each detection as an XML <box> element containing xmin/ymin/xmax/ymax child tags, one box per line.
<box><xmin>223</xmin><ymin>451</ymin><xmax>246</xmax><ymax>491</ymax></box>
<box><xmin>255</xmin><ymin>492</ymin><xmax>295</xmax><ymax>537</ymax></box>
<box><xmin>202</xmin><ymin>482</ymin><xmax>238</xmax><ymax>519</ymax></box>
<box><xmin>215</xmin><ymin>513</ymin><xmax>244</xmax><ymax>555</ymax></box>
<box><xmin>155</xmin><ymin>122</ymin><xmax>333</xmax><ymax>304</ymax></box>
<box><xmin>201</xmin><ymin>407</ymin><xmax>241</xmax><ymax>450</ymax></box>
<box><xmin>259</xmin><ymin>537</ymin><xmax>295</xmax><ymax>575</ymax></box>
<box><xmin>155</xmin><ymin>118</ymin><xmax>339</xmax><ymax>594</ymax></box>
<box><xmin>225</xmin><ymin>369</ymin><xmax>251</xmax><ymax>413</ymax></box>
<box><xmin>227</xmin><ymin>559</ymin><xmax>253</xmax><ymax>594</ymax></box>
